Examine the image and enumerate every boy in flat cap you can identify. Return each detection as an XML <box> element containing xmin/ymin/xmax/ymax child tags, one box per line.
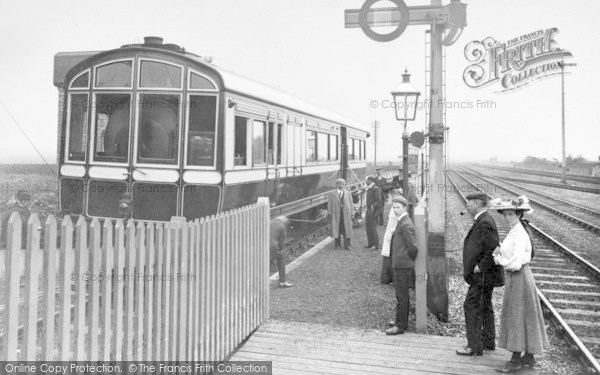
<box><xmin>457</xmin><ymin>192</ymin><xmax>504</xmax><ymax>356</ymax></box>
<box><xmin>384</xmin><ymin>195</ymin><xmax>418</xmax><ymax>335</ymax></box>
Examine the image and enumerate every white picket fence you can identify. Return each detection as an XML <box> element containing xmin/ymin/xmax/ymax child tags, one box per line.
<box><xmin>0</xmin><ymin>200</ymin><xmax>270</xmax><ymax>361</ymax></box>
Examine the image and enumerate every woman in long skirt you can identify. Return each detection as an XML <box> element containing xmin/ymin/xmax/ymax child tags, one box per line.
<box><xmin>490</xmin><ymin>196</ymin><xmax>549</xmax><ymax>373</ymax></box>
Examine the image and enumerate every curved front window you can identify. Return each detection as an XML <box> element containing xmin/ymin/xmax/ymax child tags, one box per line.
<box><xmin>136</xmin><ymin>94</ymin><xmax>180</xmax><ymax>165</ymax></box>
<box><xmin>139</xmin><ymin>60</ymin><xmax>182</xmax><ymax>89</ymax></box>
<box><xmin>187</xmin><ymin>95</ymin><xmax>217</xmax><ymax>166</ymax></box>
<box><xmin>94</xmin><ymin>60</ymin><xmax>132</xmax><ymax>88</ymax></box>
<box><xmin>66</xmin><ymin>94</ymin><xmax>89</xmax><ymax>162</ymax></box>
<box><xmin>93</xmin><ymin>93</ymin><xmax>131</xmax><ymax>163</ymax></box>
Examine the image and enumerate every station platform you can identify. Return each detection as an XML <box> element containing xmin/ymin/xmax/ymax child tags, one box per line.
<box><xmin>230</xmin><ymin>320</ymin><xmax>524</xmax><ymax>374</ymax></box>
<box><xmin>230</xmin><ymin>217</ymin><xmax>537</xmax><ymax>374</ymax></box>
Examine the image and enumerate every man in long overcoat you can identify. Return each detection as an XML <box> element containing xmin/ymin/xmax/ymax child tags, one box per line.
<box><xmin>457</xmin><ymin>192</ymin><xmax>504</xmax><ymax>356</ymax></box>
<box><xmin>385</xmin><ymin>196</ymin><xmax>418</xmax><ymax>335</ymax></box>
<box><xmin>365</xmin><ymin>176</ymin><xmax>382</xmax><ymax>250</ymax></box>
<box><xmin>328</xmin><ymin>178</ymin><xmax>354</xmax><ymax>250</ymax></box>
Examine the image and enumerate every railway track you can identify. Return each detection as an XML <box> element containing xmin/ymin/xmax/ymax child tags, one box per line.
<box><xmin>473</xmin><ymin>163</ymin><xmax>600</xmax><ymax>186</ymax></box>
<box><xmin>458</xmin><ymin>165</ymin><xmax>600</xmax><ymax>233</ymax></box>
<box><xmin>447</xmin><ymin>171</ymin><xmax>600</xmax><ymax>374</ymax></box>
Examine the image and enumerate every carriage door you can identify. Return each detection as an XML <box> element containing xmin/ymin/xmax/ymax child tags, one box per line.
<box><xmin>86</xmin><ymin>59</ymin><xmax>182</xmax><ymax>221</ymax></box>
<box><xmin>340</xmin><ymin>127</ymin><xmax>348</xmax><ymax>181</ymax></box>
<box><xmin>130</xmin><ymin>59</ymin><xmax>184</xmax><ymax>221</ymax></box>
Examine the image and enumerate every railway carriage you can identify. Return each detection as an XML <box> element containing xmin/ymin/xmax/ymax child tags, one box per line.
<box><xmin>54</xmin><ymin>37</ymin><xmax>369</xmax><ymax>222</ymax></box>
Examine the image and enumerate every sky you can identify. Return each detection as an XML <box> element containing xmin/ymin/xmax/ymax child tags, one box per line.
<box><xmin>0</xmin><ymin>0</ymin><xmax>598</xmax><ymax>164</ymax></box>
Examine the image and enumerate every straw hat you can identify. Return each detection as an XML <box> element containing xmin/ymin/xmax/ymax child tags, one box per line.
<box><xmin>489</xmin><ymin>195</ymin><xmax>533</xmax><ymax>212</ymax></box>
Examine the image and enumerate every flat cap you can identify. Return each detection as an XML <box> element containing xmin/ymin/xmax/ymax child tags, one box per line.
<box><xmin>465</xmin><ymin>192</ymin><xmax>488</xmax><ymax>202</ymax></box>
<box><xmin>375</xmin><ymin>167</ymin><xmax>382</xmax><ymax>171</ymax></box>
<box><xmin>391</xmin><ymin>195</ymin><xmax>409</xmax><ymax>207</ymax></box>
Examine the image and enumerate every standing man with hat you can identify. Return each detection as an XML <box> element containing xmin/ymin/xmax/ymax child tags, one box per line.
<box><xmin>375</xmin><ymin>168</ymin><xmax>387</xmax><ymax>225</ymax></box>
<box><xmin>328</xmin><ymin>178</ymin><xmax>354</xmax><ymax>250</ymax></box>
<box><xmin>457</xmin><ymin>192</ymin><xmax>504</xmax><ymax>356</ymax></box>
<box><xmin>385</xmin><ymin>195</ymin><xmax>418</xmax><ymax>335</ymax></box>
<box><xmin>364</xmin><ymin>176</ymin><xmax>382</xmax><ymax>250</ymax></box>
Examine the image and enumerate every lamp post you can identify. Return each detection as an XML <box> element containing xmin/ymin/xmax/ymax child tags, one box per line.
<box><xmin>391</xmin><ymin>69</ymin><xmax>421</xmax><ymax>199</ymax></box>
<box><xmin>559</xmin><ymin>60</ymin><xmax>577</xmax><ymax>184</ymax></box>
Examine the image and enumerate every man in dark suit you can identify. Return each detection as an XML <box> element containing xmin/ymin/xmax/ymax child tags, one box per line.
<box><xmin>364</xmin><ymin>176</ymin><xmax>382</xmax><ymax>250</ymax></box>
<box><xmin>385</xmin><ymin>196</ymin><xmax>418</xmax><ymax>335</ymax></box>
<box><xmin>375</xmin><ymin>168</ymin><xmax>387</xmax><ymax>225</ymax></box>
<box><xmin>456</xmin><ymin>192</ymin><xmax>504</xmax><ymax>356</ymax></box>
<box><xmin>270</xmin><ymin>216</ymin><xmax>293</xmax><ymax>288</ymax></box>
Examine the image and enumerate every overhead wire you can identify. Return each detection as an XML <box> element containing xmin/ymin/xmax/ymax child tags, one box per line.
<box><xmin>0</xmin><ymin>98</ymin><xmax>57</xmax><ymax>176</ymax></box>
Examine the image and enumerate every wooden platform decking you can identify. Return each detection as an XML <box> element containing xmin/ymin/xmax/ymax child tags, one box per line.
<box><xmin>231</xmin><ymin>320</ymin><xmax>537</xmax><ymax>375</ymax></box>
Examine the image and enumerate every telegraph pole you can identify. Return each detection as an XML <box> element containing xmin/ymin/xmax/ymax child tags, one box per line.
<box><xmin>559</xmin><ymin>60</ymin><xmax>577</xmax><ymax>184</ymax></box>
<box><xmin>372</xmin><ymin>120</ymin><xmax>380</xmax><ymax>169</ymax></box>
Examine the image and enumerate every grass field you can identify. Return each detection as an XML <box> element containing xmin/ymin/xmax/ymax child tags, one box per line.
<box><xmin>0</xmin><ymin>164</ymin><xmax>59</xmax><ymax>218</ymax></box>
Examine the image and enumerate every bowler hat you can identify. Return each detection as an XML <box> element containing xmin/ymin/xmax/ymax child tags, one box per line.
<box><xmin>465</xmin><ymin>192</ymin><xmax>488</xmax><ymax>202</ymax></box>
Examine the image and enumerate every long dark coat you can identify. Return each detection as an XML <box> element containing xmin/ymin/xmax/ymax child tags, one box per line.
<box><xmin>328</xmin><ymin>189</ymin><xmax>354</xmax><ymax>238</ymax></box>
<box><xmin>391</xmin><ymin>214</ymin><xmax>419</xmax><ymax>269</ymax></box>
<box><xmin>366</xmin><ymin>185</ymin><xmax>382</xmax><ymax>218</ymax></box>
<box><xmin>463</xmin><ymin>211</ymin><xmax>504</xmax><ymax>287</ymax></box>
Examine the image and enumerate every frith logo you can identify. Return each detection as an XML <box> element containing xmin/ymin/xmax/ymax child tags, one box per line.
<box><xmin>463</xmin><ymin>28</ymin><xmax>572</xmax><ymax>91</ymax></box>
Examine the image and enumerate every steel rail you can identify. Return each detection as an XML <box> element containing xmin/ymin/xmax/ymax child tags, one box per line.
<box><xmin>448</xmin><ymin>169</ymin><xmax>600</xmax><ymax>374</ymax></box>
<box><xmin>472</xmin><ymin>163</ymin><xmax>600</xmax><ymax>185</ymax></box>
<box><xmin>455</xmin><ymin>167</ymin><xmax>600</xmax><ymax>235</ymax></box>
<box><xmin>464</xmin><ymin>166</ymin><xmax>600</xmax><ymax>218</ymax></box>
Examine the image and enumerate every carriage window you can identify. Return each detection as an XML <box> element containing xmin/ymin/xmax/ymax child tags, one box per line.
<box><xmin>361</xmin><ymin>141</ymin><xmax>367</xmax><ymax>160</ymax></box>
<box><xmin>294</xmin><ymin>126</ymin><xmax>302</xmax><ymax>165</ymax></box>
<box><xmin>267</xmin><ymin>122</ymin><xmax>275</xmax><ymax>165</ymax></box>
<box><xmin>67</xmin><ymin>94</ymin><xmax>89</xmax><ymax>161</ymax></box>
<box><xmin>93</xmin><ymin>94</ymin><xmax>131</xmax><ymax>163</ymax></box>
<box><xmin>354</xmin><ymin>139</ymin><xmax>359</xmax><ymax>160</ymax></box>
<box><xmin>70</xmin><ymin>72</ymin><xmax>89</xmax><ymax>89</ymax></box>
<box><xmin>95</xmin><ymin>61</ymin><xmax>132</xmax><ymax>88</ymax></box>
<box><xmin>330</xmin><ymin>134</ymin><xmax>338</xmax><ymax>161</ymax></box>
<box><xmin>286</xmin><ymin>124</ymin><xmax>295</xmax><ymax>166</ymax></box>
<box><xmin>190</xmin><ymin>72</ymin><xmax>216</xmax><ymax>90</ymax></box>
<box><xmin>358</xmin><ymin>140</ymin><xmax>362</xmax><ymax>160</ymax></box>
<box><xmin>187</xmin><ymin>95</ymin><xmax>217</xmax><ymax>166</ymax></box>
<box><xmin>349</xmin><ymin>138</ymin><xmax>356</xmax><ymax>160</ymax></box>
<box><xmin>306</xmin><ymin>130</ymin><xmax>316</xmax><ymax>162</ymax></box>
<box><xmin>252</xmin><ymin>120</ymin><xmax>266</xmax><ymax>165</ymax></box>
<box><xmin>140</xmin><ymin>61</ymin><xmax>182</xmax><ymax>89</ymax></box>
<box><xmin>234</xmin><ymin>116</ymin><xmax>248</xmax><ymax>166</ymax></box>
<box><xmin>277</xmin><ymin>124</ymin><xmax>283</xmax><ymax>164</ymax></box>
<box><xmin>317</xmin><ymin>132</ymin><xmax>328</xmax><ymax>162</ymax></box>
<box><xmin>137</xmin><ymin>94</ymin><xmax>180</xmax><ymax>164</ymax></box>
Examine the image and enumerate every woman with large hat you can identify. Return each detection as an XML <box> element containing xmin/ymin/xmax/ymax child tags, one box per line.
<box><xmin>490</xmin><ymin>195</ymin><xmax>549</xmax><ymax>373</ymax></box>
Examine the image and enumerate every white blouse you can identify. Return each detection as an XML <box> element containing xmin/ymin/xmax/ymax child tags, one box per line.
<box><xmin>493</xmin><ymin>222</ymin><xmax>532</xmax><ymax>272</ymax></box>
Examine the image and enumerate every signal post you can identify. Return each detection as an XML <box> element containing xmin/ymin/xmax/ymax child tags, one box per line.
<box><xmin>345</xmin><ymin>0</ymin><xmax>466</xmax><ymax>321</ymax></box>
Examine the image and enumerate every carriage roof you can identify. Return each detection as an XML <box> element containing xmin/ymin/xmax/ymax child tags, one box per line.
<box><xmin>54</xmin><ymin>43</ymin><xmax>369</xmax><ymax>135</ymax></box>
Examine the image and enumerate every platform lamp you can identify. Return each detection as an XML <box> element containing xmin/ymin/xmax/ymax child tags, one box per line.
<box><xmin>391</xmin><ymin>69</ymin><xmax>421</xmax><ymax>199</ymax></box>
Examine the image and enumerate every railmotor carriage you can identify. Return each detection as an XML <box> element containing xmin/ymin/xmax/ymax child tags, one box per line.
<box><xmin>54</xmin><ymin>37</ymin><xmax>369</xmax><ymax>222</ymax></box>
